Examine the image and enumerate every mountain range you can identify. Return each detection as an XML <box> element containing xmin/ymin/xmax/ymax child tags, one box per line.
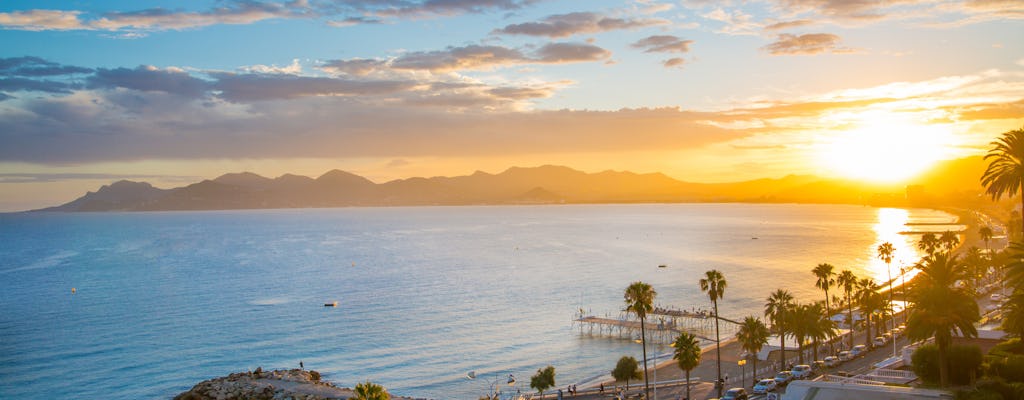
<box><xmin>36</xmin><ymin>158</ymin><xmax>990</xmax><ymax>212</ymax></box>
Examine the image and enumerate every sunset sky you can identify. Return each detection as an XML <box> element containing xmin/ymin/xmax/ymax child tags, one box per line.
<box><xmin>1</xmin><ymin>0</ymin><xmax>1022</xmax><ymax>211</ymax></box>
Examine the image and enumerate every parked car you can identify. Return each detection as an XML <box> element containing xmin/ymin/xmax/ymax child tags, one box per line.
<box><xmin>792</xmin><ymin>364</ymin><xmax>813</xmax><ymax>379</ymax></box>
<box><xmin>774</xmin><ymin>371</ymin><xmax>794</xmax><ymax>386</ymax></box>
<box><xmin>873</xmin><ymin>336</ymin><xmax>886</xmax><ymax>347</ymax></box>
<box><xmin>883</xmin><ymin>332</ymin><xmax>893</xmax><ymax>342</ymax></box>
<box><xmin>721</xmin><ymin>387</ymin><xmax>749</xmax><ymax>400</ymax></box>
<box><xmin>824</xmin><ymin>356</ymin><xmax>841</xmax><ymax>367</ymax></box>
<box><xmin>753</xmin><ymin>378</ymin><xmax>777</xmax><ymax>394</ymax></box>
<box><xmin>838</xmin><ymin>350</ymin><xmax>853</xmax><ymax>361</ymax></box>
<box><xmin>851</xmin><ymin>344</ymin><xmax>867</xmax><ymax>357</ymax></box>
<box><xmin>812</xmin><ymin>360</ymin><xmax>826</xmax><ymax>372</ymax></box>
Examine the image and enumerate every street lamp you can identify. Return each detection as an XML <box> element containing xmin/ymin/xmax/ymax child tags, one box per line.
<box><xmin>738</xmin><ymin>358</ymin><xmax>747</xmax><ymax>388</ymax></box>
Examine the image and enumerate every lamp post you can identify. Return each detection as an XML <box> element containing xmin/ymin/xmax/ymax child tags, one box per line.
<box><xmin>635</xmin><ymin>336</ymin><xmax>657</xmax><ymax>400</ymax></box>
<box><xmin>738</xmin><ymin>358</ymin><xmax>747</xmax><ymax>388</ymax></box>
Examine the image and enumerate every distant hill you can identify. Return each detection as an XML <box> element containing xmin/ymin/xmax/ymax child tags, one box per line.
<box><xmin>35</xmin><ymin>160</ymin><xmax>990</xmax><ymax>212</ymax></box>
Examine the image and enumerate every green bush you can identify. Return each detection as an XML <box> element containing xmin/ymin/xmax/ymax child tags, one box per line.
<box><xmin>988</xmin><ymin>355</ymin><xmax>1024</xmax><ymax>383</ymax></box>
<box><xmin>912</xmin><ymin>344</ymin><xmax>983</xmax><ymax>386</ymax></box>
<box><xmin>990</xmin><ymin>338</ymin><xmax>1024</xmax><ymax>357</ymax></box>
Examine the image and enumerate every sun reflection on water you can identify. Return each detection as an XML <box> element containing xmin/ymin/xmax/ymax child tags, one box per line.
<box><xmin>870</xmin><ymin>208</ymin><xmax>924</xmax><ymax>285</ymax></box>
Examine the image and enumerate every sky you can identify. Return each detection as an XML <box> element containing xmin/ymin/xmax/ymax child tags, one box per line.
<box><xmin>0</xmin><ymin>0</ymin><xmax>1022</xmax><ymax>211</ymax></box>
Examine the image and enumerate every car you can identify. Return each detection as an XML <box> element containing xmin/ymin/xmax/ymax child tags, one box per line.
<box><xmin>721</xmin><ymin>387</ymin><xmax>749</xmax><ymax>400</ymax></box>
<box><xmin>791</xmin><ymin>364</ymin><xmax>812</xmax><ymax>379</ymax></box>
<box><xmin>774</xmin><ymin>371</ymin><xmax>794</xmax><ymax>386</ymax></box>
<box><xmin>753</xmin><ymin>378</ymin><xmax>777</xmax><ymax>394</ymax></box>
<box><xmin>824</xmin><ymin>356</ymin><xmax>841</xmax><ymax>367</ymax></box>
<box><xmin>891</xmin><ymin>326</ymin><xmax>903</xmax><ymax>338</ymax></box>
<box><xmin>873</xmin><ymin>336</ymin><xmax>886</xmax><ymax>347</ymax></box>
<box><xmin>812</xmin><ymin>360</ymin><xmax>826</xmax><ymax>372</ymax></box>
<box><xmin>838</xmin><ymin>350</ymin><xmax>853</xmax><ymax>361</ymax></box>
<box><xmin>883</xmin><ymin>332</ymin><xmax>893</xmax><ymax>342</ymax></box>
<box><xmin>851</xmin><ymin>344</ymin><xmax>867</xmax><ymax>357</ymax></box>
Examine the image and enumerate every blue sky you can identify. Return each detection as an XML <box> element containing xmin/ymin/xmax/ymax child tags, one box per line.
<box><xmin>0</xmin><ymin>0</ymin><xmax>1022</xmax><ymax>210</ymax></box>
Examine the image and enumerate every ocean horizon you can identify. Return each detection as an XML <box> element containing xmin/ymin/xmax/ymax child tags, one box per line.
<box><xmin>0</xmin><ymin>203</ymin><xmax>959</xmax><ymax>399</ymax></box>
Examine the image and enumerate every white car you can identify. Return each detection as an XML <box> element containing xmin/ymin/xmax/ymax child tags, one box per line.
<box><xmin>873</xmin><ymin>336</ymin><xmax>886</xmax><ymax>347</ymax></box>
<box><xmin>753</xmin><ymin>378</ymin><xmax>777</xmax><ymax>394</ymax></box>
<box><xmin>851</xmin><ymin>345</ymin><xmax>867</xmax><ymax>357</ymax></box>
<box><xmin>838</xmin><ymin>350</ymin><xmax>853</xmax><ymax>361</ymax></box>
<box><xmin>791</xmin><ymin>364</ymin><xmax>812</xmax><ymax>379</ymax></box>
<box><xmin>824</xmin><ymin>356</ymin><xmax>841</xmax><ymax>367</ymax></box>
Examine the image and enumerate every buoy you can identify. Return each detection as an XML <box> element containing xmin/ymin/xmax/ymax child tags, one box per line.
<box><xmin>324</xmin><ymin>301</ymin><xmax>338</xmax><ymax>307</ymax></box>
<box><xmin>71</xmin><ymin>287</ymin><xmax>76</xmax><ymax>294</ymax></box>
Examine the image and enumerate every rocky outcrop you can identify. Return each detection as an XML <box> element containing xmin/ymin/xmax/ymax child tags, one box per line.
<box><xmin>174</xmin><ymin>368</ymin><xmax>348</xmax><ymax>400</ymax></box>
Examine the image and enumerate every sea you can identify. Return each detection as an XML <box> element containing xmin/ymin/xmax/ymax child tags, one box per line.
<box><xmin>0</xmin><ymin>203</ymin><xmax>961</xmax><ymax>399</ymax></box>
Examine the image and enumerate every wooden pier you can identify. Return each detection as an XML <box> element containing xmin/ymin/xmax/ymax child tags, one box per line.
<box><xmin>573</xmin><ymin>305</ymin><xmax>740</xmax><ymax>344</ymax></box>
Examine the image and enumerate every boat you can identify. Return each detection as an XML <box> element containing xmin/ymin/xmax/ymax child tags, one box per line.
<box><xmin>324</xmin><ymin>301</ymin><xmax>338</xmax><ymax>307</ymax></box>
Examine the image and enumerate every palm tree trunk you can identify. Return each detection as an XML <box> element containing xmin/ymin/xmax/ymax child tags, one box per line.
<box><xmin>865</xmin><ymin>315</ymin><xmax>872</xmax><ymax>349</ymax></box>
<box><xmin>641</xmin><ymin>316</ymin><xmax>650</xmax><ymax>399</ymax></box>
<box><xmin>685</xmin><ymin>370</ymin><xmax>691</xmax><ymax>400</ymax></box>
<box><xmin>797</xmin><ymin>340</ymin><xmax>804</xmax><ymax>364</ymax></box>
<box><xmin>847</xmin><ymin>295</ymin><xmax>854</xmax><ymax>349</ymax></box>
<box><xmin>714</xmin><ymin>300</ymin><xmax>722</xmax><ymax>398</ymax></box>
<box><xmin>824</xmin><ymin>287</ymin><xmax>832</xmax><ymax>355</ymax></box>
<box><xmin>751</xmin><ymin>357</ymin><xmax>758</xmax><ymax>388</ymax></box>
<box><xmin>939</xmin><ymin>341</ymin><xmax>949</xmax><ymax>387</ymax></box>
<box><xmin>779</xmin><ymin>322</ymin><xmax>787</xmax><ymax>369</ymax></box>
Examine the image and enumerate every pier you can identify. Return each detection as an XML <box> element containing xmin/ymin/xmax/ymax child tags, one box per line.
<box><xmin>573</xmin><ymin>305</ymin><xmax>740</xmax><ymax>344</ymax></box>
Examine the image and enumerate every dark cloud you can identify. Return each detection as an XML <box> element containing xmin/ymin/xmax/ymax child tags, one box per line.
<box><xmin>88</xmin><ymin>66</ymin><xmax>209</xmax><ymax>97</ymax></box>
<box><xmin>0</xmin><ymin>56</ymin><xmax>93</xmax><ymax>77</ymax></box>
<box><xmin>492</xmin><ymin>11</ymin><xmax>668</xmax><ymax>38</ymax></box>
<box><xmin>0</xmin><ymin>77</ymin><xmax>76</xmax><ymax>94</ymax></box>
<box><xmin>320</xmin><ymin>58</ymin><xmax>389</xmax><ymax>76</ymax></box>
<box><xmin>211</xmin><ymin>73</ymin><xmax>416</xmax><ymax>102</ymax></box>
<box><xmin>534</xmin><ymin>42</ymin><xmax>611</xmax><ymax>63</ymax></box>
<box><xmin>630</xmin><ymin>35</ymin><xmax>693</xmax><ymax>53</ymax></box>
<box><xmin>0</xmin><ymin>92</ymin><xmax>13</xmax><ymax>101</ymax></box>
<box><xmin>762</xmin><ymin>33</ymin><xmax>849</xmax><ymax>55</ymax></box>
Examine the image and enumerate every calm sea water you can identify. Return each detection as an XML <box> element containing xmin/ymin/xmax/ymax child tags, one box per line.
<box><xmin>0</xmin><ymin>204</ymin><xmax>957</xmax><ymax>399</ymax></box>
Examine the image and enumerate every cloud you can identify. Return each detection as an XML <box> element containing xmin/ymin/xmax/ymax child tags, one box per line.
<box><xmin>240</xmin><ymin>59</ymin><xmax>303</xmax><ymax>75</ymax></box>
<box><xmin>321</xmin><ymin>59</ymin><xmax>390</xmax><ymax>76</ymax></box>
<box><xmin>631</xmin><ymin>35</ymin><xmax>693</xmax><ymax>53</ymax></box>
<box><xmin>763</xmin><ymin>19</ymin><xmax>814</xmax><ymax>30</ymax></box>
<box><xmin>663</xmin><ymin>58</ymin><xmax>686</xmax><ymax>68</ymax></box>
<box><xmin>0</xmin><ymin>10</ymin><xmax>87</xmax><ymax>31</ymax></box>
<box><xmin>389</xmin><ymin>43</ymin><xmax>610</xmax><ymax>72</ymax></box>
<box><xmin>365</xmin><ymin>0</ymin><xmax>536</xmax><ymax>18</ymax></box>
<box><xmin>211</xmin><ymin>73</ymin><xmax>417</xmax><ymax>102</ymax></box>
<box><xmin>0</xmin><ymin>77</ymin><xmax>77</xmax><ymax>94</ymax></box>
<box><xmin>0</xmin><ymin>172</ymin><xmax>200</xmax><ymax>184</ymax></box>
<box><xmin>702</xmin><ymin>8</ymin><xmax>760</xmax><ymax>35</ymax></box>
<box><xmin>88</xmin><ymin>65</ymin><xmax>209</xmax><ymax>97</ymax></box>
<box><xmin>762</xmin><ymin>33</ymin><xmax>853</xmax><ymax>55</ymax></box>
<box><xmin>0</xmin><ymin>56</ymin><xmax>94</xmax><ymax>77</ymax></box>
<box><xmin>492</xmin><ymin>11</ymin><xmax>669</xmax><ymax>38</ymax></box>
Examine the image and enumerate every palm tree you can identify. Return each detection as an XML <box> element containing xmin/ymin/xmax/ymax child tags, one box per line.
<box><xmin>700</xmin><ymin>269</ymin><xmax>727</xmax><ymax>396</ymax></box>
<box><xmin>907</xmin><ymin>252</ymin><xmax>980</xmax><ymax>387</ymax></box>
<box><xmin>857</xmin><ymin>278</ymin><xmax>883</xmax><ymax>348</ymax></box>
<box><xmin>624</xmin><ymin>281</ymin><xmax>656</xmax><ymax>399</ymax></box>
<box><xmin>963</xmin><ymin>246</ymin><xmax>985</xmax><ymax>293</ymax></box>
<box><xmin>789</xmin><ymin>303</ymin><xmax>813</xmax><ymax>364</ymax></box>
<box><xmin>837</xmin><ymin>269</ymin><xmax>858</xmax><ymax>348</ymax></box>
<box><xmin>918</xmin><ymin>233</ymin><xmax>939</xmax><ymax>256</ymax></box>
<box><xmin>354</xmin><ymin>381</ymin><xmax>390</xmax><ymax>400</ymax></box>
<box><xmin>735</xmin><ymin>316</ymin><xmax>769</xmax><ymax>387</ymax></box>
<box><xmin>672</xmin><ymin>332</ymin><xmax>702</xmax><ymax>400</ymax></box>
<box><xmin>765</xmin><ymin>289</ymin><xmax>794</xmax><ymax>368</ymax></box>
<box><xmin>877</xmin><ymin>242</ymin><xmax>896</xmax><ymax>349</ymax></box>
<box><xmin>807</xmin><ymin>302</ymin><xmax>837</xmax><ymax>361</ymax></box>
<box><xmin>979</xmin><ymin>225</ymin><xmax>993</xmax><ymax>258</ymax></box>
<box><xmin>982</xmin><ymin>127</ymin><xmax>1024</xmax><ymax>235</ymax></box>
<box><xmin>939</xmin><ymin>231</ymin><xmax>960</xmax><ymax>254</ymax></box>
<box><xmin>812</xmin><ymin>263</ymin><xmax>836</xmax><ymax>347</ymax></box>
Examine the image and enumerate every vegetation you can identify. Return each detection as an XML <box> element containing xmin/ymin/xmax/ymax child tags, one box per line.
<box><xmin>672</xmin><ymin>332</ymin><xmax>702</xmax><ymax>400</ymax></box>
<box><xmin>857</xmin><ymin>278</ymin><xmax>884</xmax><ymax>348</ymax></box>
<box><xmin>812</xmin><ymin>263</ymin><xmax>836</xmax><ymax>353</ymax></box>
<box><xmin>354</xmin><ymin>381</ymin><xmax>390</xmax><ymax>400</ymax></box>
<box><xmin>611</xmin><ymin>356</ymin><xmax>642</xmax><ymax>389</ymax></box>
<box><xmin>911</xmin><ymin>343</ymin><xmax>982</xmax><ymax>386</ymax></box>
<box><xmin>700</xmin><ymin>269</ymin><xmax>727</xmax><ymax>396</ymax></box>
<box><xmin>907</xmin><ymin>252</ymin><xmax>980</xmax><ymax>387</ymax></box>
<box><xmin>624</xmin><ymin>281</ymin><xmax>656</xmax><ymax>398</ymax></box>
<box><xmin>837</xmin><ymin>269</ymin><xmax>859</xmax><ymax>348</ymax></box>
<box><xmin>529</xmin><ymin>366</ymin><xmax>556</xmax><ymax>398</ymax></box>
<box><xmin>982</xmin><ymin>127</ymin><xmax>1024</xmax><ymax>235</ymax></box>
<box><xmin>765</xmin><ymin>289</ymin><xmax>794</xmax><ymax>367</ymax></box>
<box><xmin>735</xmin><ymin>316</ymin><xmax>769</xmax><ymax>387</ymax></box>
<box><xmin>310</xmin><ymin>370</ymin><xmax>321</xmax><ymax>382</ymax></box>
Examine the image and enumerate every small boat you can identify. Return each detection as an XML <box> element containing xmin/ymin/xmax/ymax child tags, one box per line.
<box><xmin>324</xmin><ymin>301</ymin><xmax>338</xmax><ymax>307</ymax></box>
<box><xmin>658</xmin><ymin>264</ymin><xmax>667</xmax><ymax>268</ymax></box>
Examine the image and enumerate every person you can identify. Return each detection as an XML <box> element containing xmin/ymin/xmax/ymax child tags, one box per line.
<box><xmin>299</xmin><ymin>360</ymin><xmax>304</xmax><ymax>370</ymax></box>
<box><xmin>557</xmin><ymin>388</ymin><xmax>563</xmax><ymax>400</ymax></box>
<box><xmin>600</xmin><ymin>383</ymin><xmax>604</xmax><ymax>393</ymax></box>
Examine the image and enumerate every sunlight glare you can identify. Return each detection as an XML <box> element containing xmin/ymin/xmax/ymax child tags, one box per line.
<box><xmin>819</xmin><ymin>117</ymin><xmax>952</xmax><ymax>183</ymax></box>
<box><xmin>869</xmin><ymin>208</ymin><xmax>922</xmax><ymax>285</ymax></box>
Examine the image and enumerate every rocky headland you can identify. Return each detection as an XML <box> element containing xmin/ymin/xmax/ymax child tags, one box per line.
<box><xmin>174</xmin><ymin>368</ymin><xmax>419</xmax><ymax>400</ymax></box>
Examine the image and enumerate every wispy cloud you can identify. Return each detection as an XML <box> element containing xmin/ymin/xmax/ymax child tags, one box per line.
<box><xmin>631</xmin><ymin>35</ymin><xmax>693</xmax><ymax>53</ymax></box>
<box><xmin>762</xmin><ymin>33</ymin><xmax>856</xmax><ymax>55</ymax></box>
<box><xmin>492</xmin><ymin>11</ymin><xmax>669</xmax><ymax>38</ymax></box>
<box><xmin>389</xmin><ymin>43</ymin><xmax>611</xmax><ymax>72</ymax></box>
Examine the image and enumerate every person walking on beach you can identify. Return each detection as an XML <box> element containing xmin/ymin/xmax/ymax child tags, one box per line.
<box><xmin>299</xmin><ymin>361</ymin><xmax>304</xmax><ymax>370</ymax></box>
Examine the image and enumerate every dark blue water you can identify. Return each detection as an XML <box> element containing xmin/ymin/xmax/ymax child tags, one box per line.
<box><xmin>0</xmin><ymin>204</ymin><xmax>952</xmax><ymax>399</ymax></box>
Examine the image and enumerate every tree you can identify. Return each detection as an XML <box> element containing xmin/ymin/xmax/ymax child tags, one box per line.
<box><xmin>812</xmin><ymin>263</ymin><xmax>836</xmax><ymax>352</ymax></box>
<box><xmin>877</xmin><ymin>241</ymin><xmax>896</xmax><ymax>352</ymax></box>
<box><xmin>963</xmin><ymin>246</ymin><xmax>985</xmax><ymax>294</ymax></box>
<box><xmin>765</xmin><ymin>289</ymin><xmax>794</xmax><ymax>367</ymax></box>
<box><xmin>982</xmin><ymin>127</ymin><xmax>1024</xmax><ymax>235</ymax></box>
<box><xmin>906</xmin><ymin>252</ymin><xmax>980</xmax><ymax>387</ymax></box>
<box><xmin>672</xmin><ymin>332</ymin><xmax>702</xmax><ymax>400</ymax></box>
<box><xmin>736</xmin><ymin>316</ymin><xmax>768</xmax><ymax>386</ymax></box>
<box><xmin>918</xmin><ymin>233</ymin><xmax>939</xmax><ymax>256</ymax></box>
<box><xmin>354</xmin><ymin>381</ymin><xmax>390</xmax><ymax>400</ymax></box>
<box><xmin>857</xmin><ymin>278</ymin><xmax>884</xmax><ymax>349</ymax></box>
<box><xmin>530</xmin><ymin>366</ymin><xmax>556</xmax><ymax>398</ymax></box>
<box><xmin>939</xmin><ymin>231</ymin><xmax>960</xmax><ymax>254</ymax></box>
<box><xmin>700</xmin><ymin>269</ymin><xmax>727</xmax><ymax>397</ymax></box>
<box><xmin>837</xmin><ymin>269</ymin><xmax>859</xmax><ymax>348</ymax></box>
<box><xmin>624</xmin><ymin>281</ymin><xmax>656</xmax><ymax>399</ymax></box>
<box><xmin>980</xmin><ymin>225</ymin><xmax>994</xmax><ymax>258</ymax></box>
<box><xmin>611</xmin><ymin>356</ymin><xmax>642</xmax><ymax>390</ymax></box>
<box><xmin>804</xmin><ymin>301</ymin><xmax>835</xmax><ymax>361</ymax></box>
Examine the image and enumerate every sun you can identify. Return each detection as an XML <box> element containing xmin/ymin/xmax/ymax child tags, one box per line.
<box><xmin>818</xmin><ymin>120</ymin><xmax>952</xmax><ymax>183</ymax></box>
